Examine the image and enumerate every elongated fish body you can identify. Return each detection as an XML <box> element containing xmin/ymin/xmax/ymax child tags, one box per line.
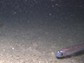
<box><xmin>56</xmin><ymin>43</ymin><xmax>84</xmax><ymax>58</ymax></box>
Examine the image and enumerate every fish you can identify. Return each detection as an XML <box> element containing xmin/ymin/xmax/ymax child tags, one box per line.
<box><xmin>56</xmin><ymin>43</ymin><xmax>84</xmax><ymax>59</ymax></box>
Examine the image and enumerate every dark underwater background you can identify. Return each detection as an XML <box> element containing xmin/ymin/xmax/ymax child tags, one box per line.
<box><xmin>0</xmin><ymin>0</ymin><xmax>84</xmax><ymax>63</ymax></box>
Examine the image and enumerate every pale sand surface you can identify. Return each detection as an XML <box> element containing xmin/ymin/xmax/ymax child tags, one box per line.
<box><xmin>0</xmin><ymin>19</ymin><xmax>84</xmax><ymax>63</ymax></box>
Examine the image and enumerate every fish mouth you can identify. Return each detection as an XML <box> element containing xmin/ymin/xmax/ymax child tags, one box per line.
<box><xmin>56</xmin><ymin>56</ymin><xmax>64</xmax><ymax>59</ymax></box>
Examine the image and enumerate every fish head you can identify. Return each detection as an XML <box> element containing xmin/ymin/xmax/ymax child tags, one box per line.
<box><xmin>56</xmin><ymin>50</ymin><xmax>64</xmax><ymax>58</ymax></box>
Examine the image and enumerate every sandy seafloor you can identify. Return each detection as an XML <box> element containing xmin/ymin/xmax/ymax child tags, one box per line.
<box><xmin>0</xmin><ymin>17</ymin><xmax>84</xmax><ymax>63</ymax></box>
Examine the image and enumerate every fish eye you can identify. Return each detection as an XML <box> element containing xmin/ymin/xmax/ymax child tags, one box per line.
<box><xmin>60</xmin><ymin>52</ymin><xmax>63</xmax><ymax>56</ymax></box>
<box><xmin>58</xmin><ymin>51</ymin><xmax>63</xmax><ymax>55</ymax></box>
